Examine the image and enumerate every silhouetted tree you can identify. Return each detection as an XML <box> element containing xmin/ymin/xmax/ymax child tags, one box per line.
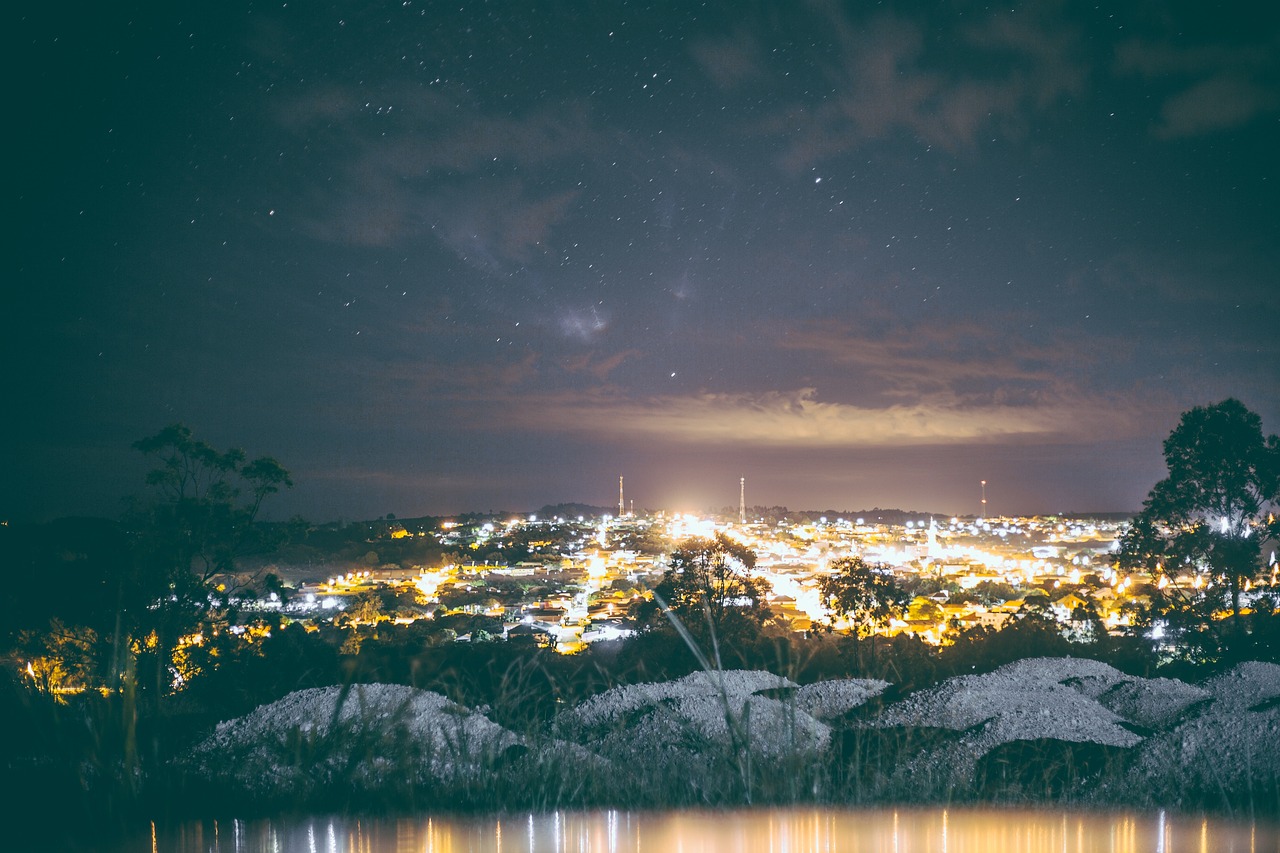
<box><xmin>818</xmin><ymin>556</ymin><xmax>910</xmax><ymax>637</ymax></box>
<box><xmin>1118</xmin><ymin>399</ymin><xmax>1280</xmax><ymax>659</ymax></box>
<box><xmin>649</xmin><ymin>533</ymin><xmax>770</xmax><ymax>658</ymax></box>
<box><xmin>817</xmin><ymin>556</ymin><xmax>911</xmax><ymax>667</ymax></box>
<box><xmin>14</xmin><ymin>619</ymin><xmax>99</xmax><ymax>694</ymax></box>
<box><xmin>125</xmin><ymin>424</ymin><xmax>292</xmax><ymax>697</ymax></box>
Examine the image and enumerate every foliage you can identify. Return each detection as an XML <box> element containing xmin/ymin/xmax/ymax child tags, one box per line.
<box><xmin>15</xmin><ymin>619</ymin><xmax>100</xmax><ymax>695</ymax></box>
<box><xmin>1118</xmin><ymin>400</ymin><xmax>1280</xmax><ymax>659</ymax></box>
<box><xmin>962</xmin><ymin>580</ymin><xmax>1024</xmax><ymax>606</ymax></box>
<box><xmin>608</xmin><ymin>522</ymin><xmax>673</xmax><ymax>554</ymax></box>
<box><xmin>648</xmin><ymin>533</ymin><xmax>771</xmax><ymax>655</ymax></box>
<box><xmin>908</xmin><ymin>598</ymin><xmax>945</xmax><ymax>624</ymax></box>
<box><xmin>125</xmin><ymin>424</ymin><xmax>292</xmax><ymax>696</ymax></box>
<box><xmin>128</xmin><ymin>424</ymin><xmax>291</xmax><ymax>600</ymax></box>
<box><xmin>349</xmin><ymin>591</ymin><xmax>386</xmax><ymax>626</ymax></box>
<box><xmin>939</xmin><ymin>620</ymin><xmax>1076</xmax><ymax>675</ymax></box>
<box><xmin>818</xmin><ymin>557</ymin><xmax>910</xmax><ymax>637</ymax></box>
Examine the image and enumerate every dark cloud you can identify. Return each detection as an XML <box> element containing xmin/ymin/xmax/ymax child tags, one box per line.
<box><xmin>689</xmin><ymin>29</ymin><xmax>767</xmax><ymax>88</ymax></box>
<box><xmin>1114</xmin><ymin>26</ymin><xmax>1280</xmax><ymax>138</ymax></box>
<box><xmin>275</xmin><ymin>89</ymin><xmax>602</xmax><ymax>257</ymax></box>
<box><xmin>769</xmin><ymin>5</ymin><xmax>1086</xmax><ymax>168</ymax></box>
<box><xmin>562</xmin><ymin>349</ymin><xmax>645</xmax><ymax>381</ymax></box>
<box><xmin>1154</xmin><ymin>75</ymin><xmax>1279</xmax><ymax>138</ymax></box>
<box><xmin>425</xmin><ymin>184</ymin><xmax>581</xmax><ymax>272</ymax></box>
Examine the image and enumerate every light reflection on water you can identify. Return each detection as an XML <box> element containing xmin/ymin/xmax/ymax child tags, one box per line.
<box><xmin>130</xmin><ymin>808</ymin><xmax>1280</xmax><ymax>853</ymax></box>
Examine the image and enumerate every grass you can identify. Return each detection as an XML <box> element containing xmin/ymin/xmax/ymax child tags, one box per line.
<box><xmin>8</xmin><ymin>626</ymin><xmax>1280</xmax><ymax>850</ymax></box>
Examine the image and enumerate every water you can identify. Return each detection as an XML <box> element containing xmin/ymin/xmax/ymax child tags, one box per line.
<box><xmin>124</xmin><ymin>808</ymin><xmax>1279</xmax><ymax>852</ymax></box>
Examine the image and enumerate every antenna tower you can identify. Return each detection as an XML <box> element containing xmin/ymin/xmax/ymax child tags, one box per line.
<box><xmin>619</xmin><ymin>476</ymin><xmax>625</xmax><ymax>517</ymax></box>
<box><xmin>980</xmin><ymin>479</ymin><xmax>987</xmax><ymax>519</ymax></box>
<box><xmin>739</xmin><ymin>476</ymin><xmax>746</xmax><ymax>525</ymax></box>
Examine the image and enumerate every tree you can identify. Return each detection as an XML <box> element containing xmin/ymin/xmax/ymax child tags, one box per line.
<box><xmin>15</xmin><ymin>619</ymin><xmax>100</xmax><ymax>695</ymax></box>
<box><xmin>650</xmin><ymin>533</ymin><xmax>770</xmax><ymax>651</ymax></box>
<box><xmin>1118</xmin><ymin>399</ymin><xmax>1280</xmax><ymax>657</ymax></box>
<box><xmin>126</xmin><ymin>424</ymin><xmax>292</xmax><ymax>696</ymax></box>
<box><xmin>817</xmin><ymin>556</ymin><xmax>910</xmax><ymax>638</ymax></box>
<box><xmin>349</xmin><ymin>591</ymin><xmax>385</xmax><ymax>625</ymax></box>
<box><xmin>261</xmin><ymin>572</ymin><xmax>289</xmax><ymax>604</ymax></box>
<box><xmin>131</xmin><ymin>424</ymin><xmax>292</xmax><ymax>585</ymax></box>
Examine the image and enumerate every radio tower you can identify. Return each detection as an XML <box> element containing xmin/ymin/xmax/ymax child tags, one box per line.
<box><xmin>980</xmin><ymin>479</ymin><xmax>987</xmax><ymax>519</ymax></box>
<box><xmin>618</xmin><ymin>476</ymin><xmax>625</xmax><ymax>517</ymax></box>
<box><xmin>739</xmin><ymin>476</ymin><xmax>746</xmax><ymax>525</ymax></box>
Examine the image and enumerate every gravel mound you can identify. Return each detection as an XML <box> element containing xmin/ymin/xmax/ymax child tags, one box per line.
<box><xmin>565</xmin><ymin>669</ymin><xmax>796</xmax><ymax>731</ymax></box>
<box><xmin>1094</xmin><ymin>677</ymin><xmax>1209</xmax><ymax>730</ymax></box>
<box><xmin>177</xmin><ymin>660</ymin><xmax>1280</xmax><ymax>812</ymax></box>
<box><xmin>1097</xmin><ymin>662</ymin><xmax>1280</xmax><ymax>810</ymax></box>
<box><xmin>869</xmin><ymin>658</ymin><xmax>1142</xmax><ymax>794</ymax></box>
<box><xmin>561</xmin><ymin>669</ymin><xmax>828</xmax><ymax>758</ymax></box>
<box><xmin>186</xmin><ymin>684</ymin><xmax>518</xmax><ymax>800</ymax></box>
<box><xmin>793</xmin><ymin>678</ymin><xmax>890</xmax><ymax>720</ymax></box>
<box><xmin>554</xmin><ymin>669</ymin><xmax>831</xmax><ymax>800</ymax></box>
<box><xmin>1021</xmin><ymin>657</ymin><xmax>1211</xmax><ymax>730</ymax></box>
<box><xmin>1202</xmin><ymin>661</ymin><xmax>1280</xmax><ymax>712</ymax></box>
<box><xmin>877</xmin><ymin>657</ymin><xmax>1141</xmax><ymax>746</ymax></box>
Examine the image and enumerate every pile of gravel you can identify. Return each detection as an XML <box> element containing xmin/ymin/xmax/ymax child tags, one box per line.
<box><xmin>866</xmin><ymin>658</ymin><xmax>1144</xmax><ymax>795</ymax></box>
<box><xmin>793</xmin><ymin>678</ymin><xmax>890</xmax><ymax>720</ymax></box>
<box><xmin>559</xmin><ymin>669</ymin><xmax>830</xmax><ymax>759</ymax></box>
<box><xmin>1093</xmin><ymin>676</ymin><xmax>1208</xmax><ymax>730</ymax></box>
<box><xmin>180</xmin><ymin>659</ymin><xmax>1280</xmax><ymax>813</ymax></box>
<box><xmin>551</xmin><ymin>669</ymin><xmax>865</xmax><ymax>801</ymax></box>
<box><xmin>1096</xmin><ymin>661</ymin><xmax>1280</xmax><ymax>811</ymax></box>
<box><xmin>186</xmin><ymin>684</ymin><xmax>519</xmax><ymax>801</ymax></box>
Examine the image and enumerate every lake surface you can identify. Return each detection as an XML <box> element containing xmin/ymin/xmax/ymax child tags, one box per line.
<box><xmin>125</xmin><ymin>808</ymin><xmax>1279</xmax><ymax>852</ymax></box>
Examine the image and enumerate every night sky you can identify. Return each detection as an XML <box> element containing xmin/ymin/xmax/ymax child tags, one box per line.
<box><xmin>8</xmin><ymin>1</ymin><xmax>1279</xmax><ymax>522</ymax></box>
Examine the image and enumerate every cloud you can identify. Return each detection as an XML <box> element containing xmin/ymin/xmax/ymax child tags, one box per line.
<box><xmin>426</xmin><ymin>184</ymin><xmax>580</xmax><ymax>272</ymax></box>
<box><xmin>1114</xmin><ymin>36</ymin><xmax>1280</xmax><ymax>138</ymax></box>
<box><xmin>1154</xmin><ymin>75</ymin><xmax>1279</xmax><ymax>138</ymax></box>
<box><xmin>1096</xmin><ymin>248</ymin><xmax>1277</xmax><ymax>307</ymax></box>
<box><xmin>689</xmin><ymin>30</ymin><xmax>766</xmax><ymax>88</ymax></box>
<box><xmin>517</xmin><ymin>387</ymin><xmax>1136</xmax><ymax>448</ymax></box>
<box><xmin>556</xmin><ymin>305</ymin><xmax>610</xmax><ymax>343</ymax></box>
<box><xmin>268</xmin><ymin>82</ymin><xmax>601</xmax><ymax>259</ymax></box>
<box><xmin>773</xmin><ymin>5</ymin><xmax>1086</xmax><ymax>167</ymax></box>
<box><xmin>776</xmin><ymin>317</ymin><xmax>1075</xmax><ymax>399</ymax></box>
<box><xmin>290</xmin><ymin>144</ymin><xmax>583</xmax><ymax>263</ymax></box>
<box><xmin>959</xmin><ymin>3</ymin><xmax>1087</xmax><ymax>108</ymax></box>
<box><xmin>320</xmin><ymin>352</ymin><xmax>542</xmax><ymax>429</ymax></box>
<box><xmin>563</xmin><ymin>348</ymin><xmax>643</xmax><ymax>380</ymax></box>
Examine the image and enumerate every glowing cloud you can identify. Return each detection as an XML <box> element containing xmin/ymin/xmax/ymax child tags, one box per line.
<box><xmin>521</xmin><ymin>388</ymin><xmax>1133</xmax><ymax>448</ymax></box>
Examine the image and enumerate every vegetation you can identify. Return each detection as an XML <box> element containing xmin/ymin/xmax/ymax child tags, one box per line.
<box><xmin>818</xmin><ymin>557</ymin><xmax>910</xmax><ymax>637</ymax></box>
<box><xmin>640</xmin><ymin>533</ymin><xmax>773</xmax><ymax>663</ymax></box>
<box><xmin>1118</xmin><ymin>399</ymin><xmax>1280</xmax><ymax>663</ymax></box>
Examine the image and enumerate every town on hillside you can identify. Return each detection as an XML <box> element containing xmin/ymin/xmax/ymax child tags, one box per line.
<box><xmin>204</xmin><ymin>509</ymin><xmax>1194</xmax><ymax>657</ymax></box>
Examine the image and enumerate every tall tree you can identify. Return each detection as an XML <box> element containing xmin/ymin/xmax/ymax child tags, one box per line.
<box><xmin>651</xmin><ymin>533</ymin><xmax>770</xmax><ymax>653</ymax></box>
<box><xmin>125</xmin><ymin>424</ymin><xmax>292</xmax><ymax>696</ymax></box>
<box><xmin>818</xmin><ymin>556</ymin><xmax>910</xmax><ymax>638</ymax></box>
<box><xmin>1118</xmin><ymin>399</ymin><xmax>1280</xmax><ymax>656</ymax></box>
<box><xmin>131</xmin><ymin>424</ymin><xmax>292</xmax><ymax>584</ymax></box>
